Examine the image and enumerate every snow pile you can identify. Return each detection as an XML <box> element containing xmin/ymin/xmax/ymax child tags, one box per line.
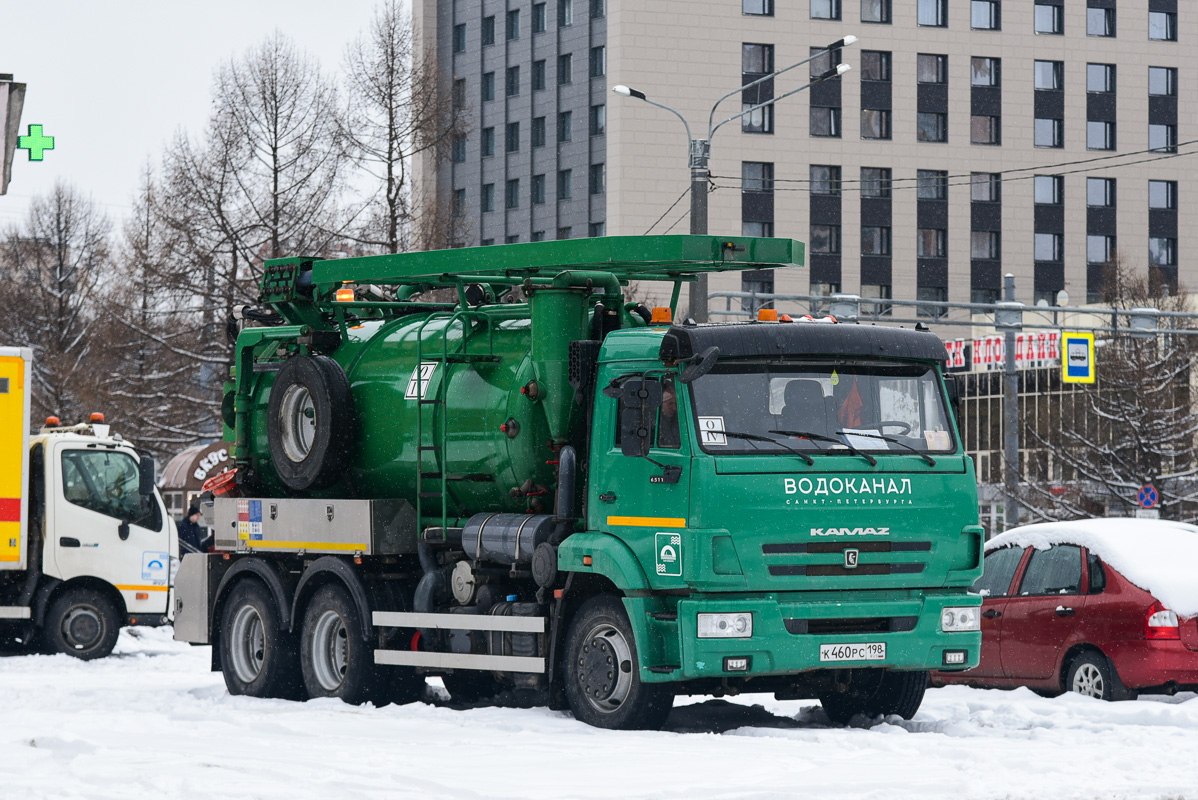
<box><xmin>987</xmin><ymin>518</ymin><xmax>1198</xmax><ymax>617</ymax></box>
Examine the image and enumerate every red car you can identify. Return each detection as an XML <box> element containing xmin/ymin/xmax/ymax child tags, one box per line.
<box><xmin>933</xmin><ymin>518</ymin><xmax>1198</xmax><ymax>700</ymax></box>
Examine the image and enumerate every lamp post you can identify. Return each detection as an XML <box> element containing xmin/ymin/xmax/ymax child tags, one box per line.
<box><xmin>612</xmin><ymin>35</ymin><xmax>856</xmax><ymax>322</ymax></box>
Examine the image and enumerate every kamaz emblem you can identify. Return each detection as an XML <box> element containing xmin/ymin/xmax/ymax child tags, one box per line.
<box><xmin>810</xmin><ymin>527</ymin><xmax>890</xmax><ymax>537</ymax></box>
<box><xmin>844</xmin><ymin>549</ymin><xmax>859</xmax><ymax>569</ymax></box>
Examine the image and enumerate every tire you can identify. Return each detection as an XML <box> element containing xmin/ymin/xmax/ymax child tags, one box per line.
<box><xmin>267</xmin><ymin>355</ymin><xmax>355</xmax><ymax>492</ymax></box>
<box><xmin>300</xmin><ymin>583</ymin><xmax>382</xmax><ymax>705</ymax></box>
<box><xmin>219</xmin><ymin>580</ymin><xmax>303</xmax><ymax>699</ymax></box>
<box><xmin>563</xmin><ymin>595</ymin><xmax>674</xmax><ymax>730</ymax></box>
<box><xmin>1066</xmin><ymin>651</ymin><xmax>1136</xmax><ymax>701</ymax></box>
<box><xmin>820</xmin><ymin>669</ymin><xmax>928</xmax><ymax>724</ymax></box>
<box><xmin>43</xmin><ymin>587</ymin><xmax>121</xmax><ymax>660</ymax></box>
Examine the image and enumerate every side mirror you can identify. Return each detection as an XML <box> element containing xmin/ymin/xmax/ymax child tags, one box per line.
<box><xmin>945</xmin><ymin>374</ymin><xmax>964</xmax><ymax>438</ymax></box>
<box><xmin>618</xmin><ymin>378</ymin><xmax>662</xmax><ymax>457</ymax></box>
<box><xmin>679</xmin><ymin>346</ymin><xmax>720</xmax><ymax>384</ymax></box>
<box><xmin>139</xmin><ymin>455</ymin><xmax>156</xmax><ymax>496</ymax></box>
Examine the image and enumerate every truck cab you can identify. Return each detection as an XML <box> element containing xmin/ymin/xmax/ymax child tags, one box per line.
<box><xmin>1</xmin><ymin>347</ymin><xmax>175</xmax><ymax>658</ymax></box>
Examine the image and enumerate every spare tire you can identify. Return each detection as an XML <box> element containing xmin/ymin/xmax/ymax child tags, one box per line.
<box><xmin>267</xmin><ymin>355</ymin><xmax>355</xmax><ymax>491</ymax></box>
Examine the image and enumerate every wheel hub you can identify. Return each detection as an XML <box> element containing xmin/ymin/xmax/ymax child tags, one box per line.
<box><xmin>1072</xmin><ymin>663</ymin><xmax>1104</xmax><ymax>698</ymax></box>
<box><xmin>576</xmin><ymin>623</ymin><xmax>634</xmax><ymax>713</ymax></box>
<box><xmin>278</xmin><ymin>384</ymin><xmax>316</xmax><ymax>462</ymax></box>
<box><xmin>311</xmin><ymin>609</ymin><xmax>349</xmax><ymax>692</ymax></box>
<box><xmin>229</xmin><ymin>604</ymin><xmax>266</xmax><ymax>683</ymax></box>
<box><xmin>61</xmin><ymin>606</ymin><xmax>102</xmax><ymax>649</ymax></box>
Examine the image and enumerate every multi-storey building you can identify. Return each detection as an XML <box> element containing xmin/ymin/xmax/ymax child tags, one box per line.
<box><xmin>415</xmin><ymin>0</ymin><xmax>1190</xmax><ymax>311</ymax></box>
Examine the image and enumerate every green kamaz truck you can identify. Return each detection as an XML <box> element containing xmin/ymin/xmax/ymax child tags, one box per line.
<box><xmin>173</xmin><ymin>235</ymin><xmax>983</xmax><ymax>729</ymax></box>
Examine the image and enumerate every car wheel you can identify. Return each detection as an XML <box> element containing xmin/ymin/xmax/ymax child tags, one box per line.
<box><xmin>44</xmin><ymin>588</ymin><xmax>121</xmax><ymax>660</ymax></box>
<box><xmin>1066</xmin><ymin>651</ymin><xmax>1135</xmax><ymax>701</ymax></box>
<box><xmin>219</xmin><ymin>579</ymin><xmax>303</xmax><ymax>699</ymax></box>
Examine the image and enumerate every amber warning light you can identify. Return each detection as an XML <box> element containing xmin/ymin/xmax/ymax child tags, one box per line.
<box><xmin>650</xmin><ymin>306</ymin><xmax>673</xmax><ymax>324</ymax></box>
<box><xmin>334</xmin><ymin>287</ymin><xmax>356</xmax><ymax>302</ymax></box>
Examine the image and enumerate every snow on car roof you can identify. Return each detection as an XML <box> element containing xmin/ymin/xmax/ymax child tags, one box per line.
<box><xmin>986</xmin><ymin>518</ymin><xmax>1198</xmax><ymax>618</ymax></box>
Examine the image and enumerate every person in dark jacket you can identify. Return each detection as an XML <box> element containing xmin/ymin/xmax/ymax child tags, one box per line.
<box><xmin>177</xmin><ymin>505</ymin><xmax>210</xmax><ymax>553</ymax></box>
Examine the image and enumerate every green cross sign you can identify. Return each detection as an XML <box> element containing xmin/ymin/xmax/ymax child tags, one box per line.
<box><xmin>18</xmin><ymin>124</ymin><xmax>55</xmax><ymax>161</ymax></box>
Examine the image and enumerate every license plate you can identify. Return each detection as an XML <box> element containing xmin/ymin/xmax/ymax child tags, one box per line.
<box><xmin>819</xmin><ymin>642</ymin><xmax>886</xmax><ymax>662</ymax></box>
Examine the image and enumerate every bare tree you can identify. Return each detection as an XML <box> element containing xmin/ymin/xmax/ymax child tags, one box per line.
<box><xmin>342</xmin><ymin>1</ymin><xmax>465</xmax><ymax>253</ymax></box>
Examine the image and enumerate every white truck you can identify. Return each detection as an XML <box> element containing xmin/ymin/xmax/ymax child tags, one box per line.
<box><xmin>0</xmin><ymin>347</ymin><xmax>176</xmax><ymax>658</ymax></box>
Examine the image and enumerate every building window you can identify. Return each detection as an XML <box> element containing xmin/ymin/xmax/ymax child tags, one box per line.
<box><xmin>532</xmin><ymin>116</ymin><xmax>546</xmax><ymax>147</ymax></box>
<box><xmin>506</xmin><ymin>66</ymin><xmax>520</xmax><ymax>97</ymax></box>
<box><xmin>741</xmin><ymin>270</ymin><xmax>775</xmax><ymax>314</ymax></box>
<box><xmin>972</xmin><ymin>288</ymin><xmax>999</xmax><ymax>305</ymax></box>
<box><xmin>810</xmin><ymin>224</ymin><xmax>841</xmax><ymax>254</ymax></box>
<box><xmin>589</xmin><ymin>46</ymin><xmax>606</xmax><ymax>78</ymax></box>
<box><xmin>744</xmin><ymin>0</ymin><xmax>774</xmax><ymax>15</ymax></box>
<box><xmin>506</xmin><ymin>122</ymin><xmax>520</xmax><ymax>153</ymax></box>
<box><xmin>452</xmin><ymin>188</ymin><xmax>465</xmax><ymax>217</ymax></box>
<box><xmin>589</xmin><ymin>221</ymin><xmax>606</xmax><ymax>238</ymax></box>
<box><xmin>1087</xmin><ymin>6</ymin><xmax>1114</xmax><ymax>37</ymax></box>
<box><xmin>557</xmin><ymin>169</ymin><xmax>573</xmax><ymax>200</ymax></box>
<box><xmin>1034</xmin><ymin>3</ymin><xmax>1063</xmax><ymax>34</ymax></box>
<box><xmin>917</xmin><ymin>54</ymin><xmax>947</xmax><ymax>84</ymax></box>
<box><xmin>531</xmin><ymin>231</ymin><xmax>545</xmax><ymax>242</ymax></box>
<box><xmin>972</xmin><ymin>0</ymin><xmax>999</xmax><ymax>30</ymax></box>
<box><xmin>861</xmin><ymin>109</ymin><xmax>891</xmax><ymax>140</ymax></box>
<box><xmin>533</xmin><ymin>3</ymin><xmax>547</xmax><ymax>32</ymax></box>
<box><xmin>972</xmin><ymin>116</ymin><xmax>1000</xmax><ymax>145</ymax></box>
<box><xmin>1087</xmin><ymin>177</ymin><xmax>1115</xmax><ymax>207</ymax></box>
<box><xmin>482</xmin><ymin>15</ymin><xmax>496</xmax><ymax>45</ymax></box>
<box><xmin>505</xmin><ymin>179</ymin><xmax>520</xmax><ymax>210</ymax></box>
<box><xmin>1149</xmin><ymin>237</ymin><xmax>1177</xmax><ymax>267</ymax></box>
<box><xmin>918</xmin><ymin>0</ymin><xmax>946</xmax><ymax>27</ymax></box>
<box><xmin>590</xmin><ymin>104</ymin><xmax>606</xmax><ymax>136</ymax></box>
<box><xmin>742</xmin><ymin>221</ymin><xmax>774</xmax><ymax>237</ymax></box>
<box><xmin>557</xmin><ymin>111</ymin><xmax>573</xmax><ymax>142</ymax></box>
<box><xmin>452</xmin><ymin>23</ymin><xmax>467</xmax><ymax>53</ymax></box>
<box><xmin>971</xmin><ymin>57</ymin><xmax>1000</xmax><ymax>86</ymax></box>
<box><xmin>862</xmin><ymin>226</ymin><xmax>892</xmax><ymax>256</ymax></box>
<box><xmin>861</xmin><ymin>284</ymin><xmax>892</xmax><ymax>316</ymax></box>
<box><xmin>532</xmin><ymin>174</ymin><xmax>546</xmax><ymax>205</ymax></box>
<box><xmin>1149</xmin><ymin>11</ymin><xmax>1176</xmax><ymax>41</ymax></box>
<box><xmin>557</xmin><ymin>226</ymin><xmax>572</xmax><ymax>240</ymax></box>
<box><xmin>861</xmin><ymin>167</ymin><xmax>891</xmax><ymax>197</ymax></box>
<box><xmin>917</xmin><ymin>228</ymin><xmax>946</xmax><ymax>258</ymax></box>
<box><xmin>1087</xmin><ymin>234</ymin><xmax>1115</xmax><ymax>264</ymax></box>
<box><xmin>481</xmin><ymin>239</ymin><xmax>495</xmax><ymax>247</ymax></box>
<box><xmin>1086</xmin><ymin>63</ymin><xmax>1115</xmax><ymax>93</ymax></box>
<box><xmin>917</xmin><ymin>170</ymin><xmax>947</xmax><ymax>200</ymax></box>
<box><xmin>591</xmin><ymin>0</ymin><xmax>605</xmax><ymax>18</ymax></box>
<box><xmin>861</xmin><ymin>0</ymin><xmax>889</xmax><ymax>23</ymax></box>
<box><xmin>1149</xmin><ymin>124</ymin><xmax>1177</xmax><ymax>153</ymax></box>
<box><xmin>559</xmin><ymin>0</ymin><xmax>573</xmax><ymax>26</ymax></box>
<box><xmin>860</xmin><ymin>51</ymin><xmax>891</xmax><ymax>81</ymax></box>
<box><xmin>505</xmin><ymin>235</ymin><xmax>520</xmax><ymax>244</ymax></box>
<box><xmin>558</xmin><ymin>54</ymin><xmax>573</xmax><ymax>85</ymax></box>
<box><xmin>1034</xmin><ymin>118</ymin><xmax>1063</xmax><ymax>148</ymax></box>
<box><xmin>1149</xmin><ymin>180</ymin><xmax>1177</xmax><ymax>209</ymax></box>
<box><xmin>507</xmin><ymin>9</ymin><xmax>520</xmax><ymax>39</ymax></box>
<box><xmin>971</xmin><ymin>231</ymin><xmax>1001</xmax><ymax>259</ymax></box>
<box><xmin>1149</xmin><ymin>66</ymin><xmax>1177</xmax><ymax>96</ymax></box>
<box><xmin>1034</xmin><ymin>175</ymin><xmax>1063</xmax><ymax>205</ymax></box>
<box><xmin>916</xmin><ymin>286</ymin><xmax>947</xmax><ymax>319</ymax></box>
<box><xmin>452</xmin><ymin>78</ymin><xmax>466</xmax><ymax>110</ymax></box>
<box><xmin>810</xmin><ymin>165</ymin><xmax>841</xmax><ymax>195</ymax></box>
<box><xmin>917</xmin><ymin>112</ymin><xmax>947</xmax><ymax>143</ymax></box>
<box><xmin>450</xmin><ymin>134</ymin><xmax>466</xmax><ymax>163</ymax></box>
<box><xmin>971</xmin><ymin>173</ymin><xmax>1000</xmax><ymax>202</ymax></box>
<box><xmin>589</xmin><ymin>163</ymin><xmax>606</xmax><ymax>195</ymax></box>
<box><xmin>532</xmin><ymin>60</ymin><xmax>546</xmax><ymax>91</ymax></box>
<box><xmin>481</xmin><ymin>72</ymin><xmax>495</xmax><ymax>102</ymax></box>
<box><xmin>811</xmin><ymin>0</ymin><xmax>841</xmax><ymax>20</ymax></box>
<box><xmin>744</xmin><ymin>43</ymin><xmax>775</xmax><ymax>74</ymax></box>
<box><xmin>481</xmin><ymin>183</ymin><xmax>495</xmax><ymax>213</ymax></box>
<box><xmin>743</xmin><ymin>161</ymin><xmax>775</xmax><ymax>193</ymax></box>
<box><xmin>1034</xmin><ymin>60</ymin><xmax>1063</xmax><ymax>90</ymax></box>
<box><xmin>810</xmin><ymin>107</ymin><xmax>840</xmax><ymax>137</ymax></box>
<box><xmin>481</xmin><ymin>127</ymin><xmax>495</xmax><ymax>157</ymax></box>
<box><xmin>1034</xmin><ymin>232</ymin><xmax>1062</xmax><ymax>261</ymax></box>
<box><xmin>1086</xmin><ymin>121</ymin><xmax>1114</xmax><ymax>151</ymax></box>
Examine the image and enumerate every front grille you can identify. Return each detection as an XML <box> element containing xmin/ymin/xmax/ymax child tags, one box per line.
<box><xmin>768</xmin><ymin>562</ymin><xmax>925</xmax><ymax>577</ymax></box>
<box><xmin>784</xmin><ymin>616</ymin><xmax>919</xmax><ymax>635</ymax></box>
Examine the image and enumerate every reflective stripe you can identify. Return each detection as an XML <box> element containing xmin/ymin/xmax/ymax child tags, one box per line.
<box><xmin>115</xmin><ymin>585</ymin><xmax>169</xmax><ymax>592</ymax></box>
<box><xmin>245</xmin><ymin>540</ymin><xmax>364</xmax><ymax>552</ymax></box>
<box><xmin>606</xmin><ymin>515</ymin><xmax>686</xmax><ymax>528</ymax></box>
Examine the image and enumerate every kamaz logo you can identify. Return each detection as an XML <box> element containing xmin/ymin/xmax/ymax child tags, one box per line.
<box><xmin>810</xmin><ymin>527</ymin><xmax>890</xmax><ymax>537</ymax></box>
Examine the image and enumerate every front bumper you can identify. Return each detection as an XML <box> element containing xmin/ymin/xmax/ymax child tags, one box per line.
<box><xmin>629</xmin><ymin>590</ymin><xmax>980</xmax><ymax>682</ymax></box>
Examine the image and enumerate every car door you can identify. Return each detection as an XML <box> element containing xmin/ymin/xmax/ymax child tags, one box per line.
<box><xmin>967</xmin><ymin>545</ymin><xmax>1027</xmax><ymax>678</ymax></box>
<box><xmin>1000</xmin><ymin>544</ymin><xmax>1085</xmax><ymax>680</ymax></box>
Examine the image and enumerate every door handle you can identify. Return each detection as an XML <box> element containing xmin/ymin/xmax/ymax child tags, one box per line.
<box><xmin>1054</xmin><ymin>605</ymin><xmax>1075</xmax><ymax>616</ymax></box>
<box><xmin>981</xmin><ymin>609</ymin><xmax>1001</xmax><ymax>619</ymax></box>
<box><xmin>599</xmin><ymin>492</ymin><xmax>617</xmax><ymax>503</ymax></box>
<box><xmin>59</xmin><ymin>537</ymin><xmax>81</xmax><ymax>548</ymax></box>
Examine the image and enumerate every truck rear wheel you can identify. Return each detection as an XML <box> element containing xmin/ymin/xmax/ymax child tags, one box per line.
<box><xmin>220</xmin><ymin>580</ymin><xmax>302</xmax><ymax>699</ymax></box>
<box><xmin>820</xmin><ymin>669</ymin><xmax>928</xmax><ymax>724</ymax></box>
<box><xmin>44</xmin><ymin>587</ymin><xmax>121</xmax><ymax>660</ymax></box>
<box><xmin>563</xmin><ymin>595</ymin><xmax>674</xmax><ymax>730</ymax></box>
<box><xmin>267</xmin><ymin>355</ymin><xmax>355</xmax><ymax>492</ymax></box>
<box><xmin>300</xmin><ymin>583</ymin><xmax>383</xmax><ymax>704</ymax></box>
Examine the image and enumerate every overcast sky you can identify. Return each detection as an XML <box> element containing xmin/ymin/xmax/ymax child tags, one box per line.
<box><xmin>1</xmin><ymin>0</ymin><xmax>382</xmax><ymax>230</ymax></box>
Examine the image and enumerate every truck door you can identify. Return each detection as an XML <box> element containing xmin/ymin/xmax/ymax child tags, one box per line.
<box><xmin>48</xmin><ymin>446</ymin><xmax>171</xmax><ymax>611</ymax></box>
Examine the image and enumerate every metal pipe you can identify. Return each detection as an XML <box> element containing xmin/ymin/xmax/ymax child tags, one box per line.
<box><xmin>1002</xmin><ymin>274</ymin><xmax>1020</xmax><ymax>532</ymax></box>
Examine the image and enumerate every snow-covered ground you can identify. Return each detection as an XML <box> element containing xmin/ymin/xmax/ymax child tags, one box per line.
<box><xmin>2</xmin><ymin>628</ymin><xmax>1197</xmax><ymax>800</ymax></box>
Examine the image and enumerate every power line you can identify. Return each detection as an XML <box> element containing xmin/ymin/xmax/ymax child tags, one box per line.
<box><xmin>642</xmin><ymin>187</ymin><xmax>689</xmax><ymax>235</ymax></box>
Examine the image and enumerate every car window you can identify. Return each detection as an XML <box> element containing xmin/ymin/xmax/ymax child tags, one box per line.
<box><xmin>1087</xmin><ymin>551</ymin><xmax>1106</xmax><ymax>593</ymax></box>
<box><xmin>1017</xmin><ymin>544</ymin><xmax>1082</xmax><ymax>596</ymax></box>
<box><xmin>61</xmin><ymin>450</ymin><xmax>162</xmax><ymax>530</ymax></box>
<box><xmin>973</xmin><ymin>546</ymin><xmax>1024</xmax><ymax>597</ymax></box>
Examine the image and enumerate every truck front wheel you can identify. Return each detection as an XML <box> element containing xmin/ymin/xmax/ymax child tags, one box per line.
<box><xmin>820</xmin><ymin>669</ymin><xmax>928</xmax><ymax>724</ymax></box>
<box><xmin>44</xmin><ymin>588</ymin><xmax>121</xmax><ymax>660</ymax></box>
<box><xmin>219</xmin><ymin>580</ymin><xmax>303</xmax><ymax>699</ymax></box>
<box><xmin>563</xmin><ymin>595</ymin><xmax>673</xmax><ymax>730</ymax></box>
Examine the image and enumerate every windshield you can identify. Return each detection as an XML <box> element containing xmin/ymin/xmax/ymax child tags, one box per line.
<box><xmin>689</xmin><ymin>360</ymin><xmax>955</xmax><ymax>456</ymax></box>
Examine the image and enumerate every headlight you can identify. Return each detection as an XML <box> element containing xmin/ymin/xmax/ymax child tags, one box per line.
<box><xmin>697</xmin><ymin>612</ymin><xmax>753</xmax><ymax>639</ymax></box>
<box><xmin>941</xmin><ymin>606</ymin><xmax>980</xmax><ymax>632</ymax></box>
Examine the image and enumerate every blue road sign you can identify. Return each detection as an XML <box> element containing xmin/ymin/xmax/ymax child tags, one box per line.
<box><xmin>1138</xmin><ymin>485</ymin><xmax>1158</xmax><ymax>509</ymax></box>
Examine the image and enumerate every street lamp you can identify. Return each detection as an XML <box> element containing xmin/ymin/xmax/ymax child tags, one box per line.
<box><xmin>612</xmin><ymin>35</ymin><xmax>857</xmax><ymax>322</ymax></box>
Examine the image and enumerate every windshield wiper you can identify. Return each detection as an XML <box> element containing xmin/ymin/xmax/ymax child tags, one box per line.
<box><xmin>769</xmin><ymin>429</ymin><xmax>877</xmax><ymax>467</ymax></box>
<box><xmin>719</xmin><ymin>431</ymin><xmax>814</xmax><ymax>465</ymax></box>
<box><xmin>836</xmin><ymin>430</ymin><xmax>936</xmax><ymax>466</ymax></box>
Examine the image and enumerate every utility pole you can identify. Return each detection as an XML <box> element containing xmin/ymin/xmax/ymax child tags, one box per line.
<box><xmin>689</xmin><ymin>139</ymin><xmax>710</xmax><ymax>319</ymax></box>
<box><xmin>1002</xmin><ymin>273</ymin><xmax>1020</xmax><ymax>530</ymax></box>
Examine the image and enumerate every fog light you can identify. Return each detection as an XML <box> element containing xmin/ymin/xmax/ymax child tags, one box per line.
<box><xmin>941</xmin><ymin>607</ymin><xmax>981</xmax><ymax>632</ymax></box>
<box><xmin>724</xmin><ymin>656</ymin><xmax>751</xmax><ymax>672</ymax></box>
<box><xmin>943</xmin><ymin>649</ymin><xmax>968</xmax><ymax>666</ymax></box>
<box><xmin>697</xmin><ymin>612</ymin><xmax>753</xmax><ymax>639</ymax></box>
